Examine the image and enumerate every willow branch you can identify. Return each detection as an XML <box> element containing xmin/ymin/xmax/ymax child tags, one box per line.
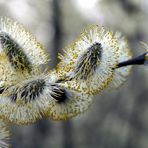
<box><xmin>116</xmin><ymin>52</ymin><xmax>148</xmax><ymax>69</ymax></box>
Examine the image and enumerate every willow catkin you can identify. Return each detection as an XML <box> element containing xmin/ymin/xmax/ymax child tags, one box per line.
<box><xmin>0</xmin><ymin>72</ymin><xmax>63</xmax><ymax>124</ymax></box>
<box><xmin>0</xmin><ymin>17</ymin><xmax>49</xmax><ymax>74</ymax></box>
<box><xmin>57</xmin><ymin>25</ymin><xmax>119</xmax><ymax>95</ymax></box>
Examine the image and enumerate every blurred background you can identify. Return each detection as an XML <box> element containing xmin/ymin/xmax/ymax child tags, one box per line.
<box><xmin>0</xmin><ymin>0</ymin><xmax>148</xmax><ymax>148</ymax></box>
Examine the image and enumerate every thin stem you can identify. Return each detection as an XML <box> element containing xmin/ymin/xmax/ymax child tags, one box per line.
<box><xmin>116</xmin><ymin>52</ymin><xmax>148</xmax><ymax>69</ymax></box>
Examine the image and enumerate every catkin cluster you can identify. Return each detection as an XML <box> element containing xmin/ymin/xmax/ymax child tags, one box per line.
<box><xmin>0</xmin><ymin>17</ymin><xmax>146</xmax><ymax>147</ymax></box>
